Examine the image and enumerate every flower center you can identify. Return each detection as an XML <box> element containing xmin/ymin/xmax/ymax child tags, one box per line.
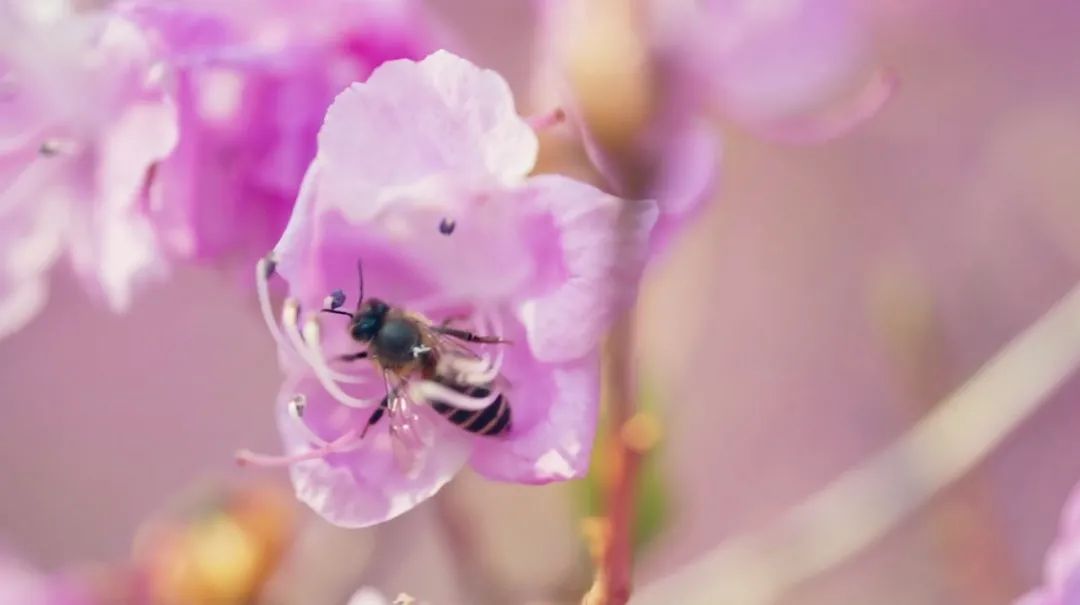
<box><xmin>239</xmin><ymin>255</ymin><xmax>509</xmax><ymax>473</ymax></box>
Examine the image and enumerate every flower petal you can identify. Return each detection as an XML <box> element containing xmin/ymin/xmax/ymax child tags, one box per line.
<box><xmin>518</xmin><ymin>175</ymin><xmax>657</xmax><ymax>363</ymax></box>
<box><xmin>347</xmin><ymin>587</ymin><xmax>390</xmax><ymax>605</ymax></box>
<box><xmin>644</xmin><ymin>113</ymin><xmax>719</xmax><ymax>254</ymax></box>
<box><xmin>699</xmin><ymin>0</ymin><xmax>864</xmax><ymax>123</ymax></box>
<box><xmin>316</xmin><ymin>50</ymin><xmax>538</xmax><ymax>222</ymax></box>
<box><xmin>68</xmin><ymin>94</ymin><xmax>178</xmax><ymax>310</ymax></box>
<box><xmin>275</xmin><ymin>171</ymin><xmax>442</xmax><ymax>312</ymax></box>
<box><xmin>0</xmin><ymin>160</ymin><xmax>66</xmax><ymax>339</ymax></box>
<box><xmin>280</xmin><ymin>375</ymin><xmax>473</xmax><ymax>528</ymax></box>
<box><xmin>469</xmin><ymin>315</ymin><xmax>600</xmax><ymax>483</ymax></box>
<box><xmin>277</xmin><ymin>164</ymin><xmax>550</xmax><ymax>309</ymax></box>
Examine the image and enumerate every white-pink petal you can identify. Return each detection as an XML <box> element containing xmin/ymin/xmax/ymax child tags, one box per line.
<box><xmin>519</xmin><ymin>175</ymin><xmax>657</xmax><ymax>363</ymax></box>
<box><xmin>316</xmin><ymin>50</ymin><xmax>538</xmax><ymax>223</ymax></box>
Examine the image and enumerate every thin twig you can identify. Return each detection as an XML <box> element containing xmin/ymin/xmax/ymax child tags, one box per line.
<box><xmin>583</xmin><ymin>313</ymin><xmax>643</xmax><ymax>605</ymax></box>
<box><xmin>635</xmin><ymin>282</ymin><xmax>1080</xmax><ymax>605</ymax></box>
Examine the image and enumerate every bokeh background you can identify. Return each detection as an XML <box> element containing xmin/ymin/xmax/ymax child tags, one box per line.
<box><xmin>3</xmin><ymin>1</ymin><xmax>1080</xmax><ymax>603</ymax></box>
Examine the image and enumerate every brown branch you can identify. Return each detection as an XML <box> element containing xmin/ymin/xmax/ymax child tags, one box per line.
<box><xmin>583</xmin><ymin>313</ymin><xmax>644</xmax><ymax>605</ymax></box>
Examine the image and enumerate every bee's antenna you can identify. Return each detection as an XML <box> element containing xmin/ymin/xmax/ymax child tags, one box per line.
<box><xmin>357</xmin><ymin>259</ymin><xmax>365</xmax><ymax>306</ymax></box>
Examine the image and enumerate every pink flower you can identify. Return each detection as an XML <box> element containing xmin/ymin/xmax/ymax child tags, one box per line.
<box><xmin>348</xmin><ymin>587</ymin><xmax>425</xmax><ymax>605</ymax></box>
<box><xmin>0</xmin><ymin>0</ymin><xmax>432</xmax><ymax>339</ymax></box>
<box><xmin>535</xmin><ymin>0</ymin><xmax>893</xmax><ymax>254</ymax></box>
<box><xmin>348</xmin><ymin>587</ymin><xmax>392</xmax><ymax>605</ymax></box>
<box><xmin>1017</xmin><ymin>484</ymin><xmax>1080</xmax><ymax>605</ymax></box>
<box><xmin>242</xmin><ymin>51</ymin><xmax>657</xmax><ymax>527</ymax></box>
<box><xmin>0</xmin><ymin>3</ymin><xmax>177</xmax><ymax>334</ymax></box>
<box><xmin>0</xmin><ymin>549</ymin><xmax>91</xmax><ymax>605</ymax></box>
<box><xmin>684</xmin><ymin>0</ymin><xmax>868</xmax><ymax>126</ymax></box>
<box><xmin>122</xmin><ymin>0</ymin><xmax>434</xmax><ymax>265</ymax></box>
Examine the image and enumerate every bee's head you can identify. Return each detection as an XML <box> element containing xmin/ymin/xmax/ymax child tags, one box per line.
<box><xmin>350</xmin><ymin>298</ymin><xmax>389</xmax><ymax>342</ymax></box>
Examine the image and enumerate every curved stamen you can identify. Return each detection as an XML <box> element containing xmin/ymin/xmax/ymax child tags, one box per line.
<box><xmin>474</xmin><ymin>308</ymin><xmax>507</xmax><ymax>381</ymax></box>
<box><xmin>256</xmin><ymin>256</ymin><xmax>298</xmax><ymax>362</ymax></box>
<box><xmin>442</xmin><ymin>308</ymin><xmax>507</xmax><ymax>385</ymax></box>
<box><xmin>256</xmin><ymin>258</ymin><xmax>366</xmax><ymax>384</ymax></box>
<box><xmin>284</xmin><ymin>394</ymin><xmax>334</xmax><ymax>447</ymax></box>
<box><xmin>235</xmin><ymin>428</ymin><xmax>363</xmax><ymax>467</ymax></box>
<box><xmin>409</xmin><ymin>379</ymin><xmax>501</xmax><ymax>411</ymax></box>
<box><xmin>281</xmin><ymin>302</ymin><xmax>376</xmax><ymax>409</ymax></box>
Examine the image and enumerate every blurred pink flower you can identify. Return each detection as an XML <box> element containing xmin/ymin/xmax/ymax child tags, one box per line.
<box><xmin>0</xmin><ymin>549</ymin><xmax>90</xmax><ymax>605</ymax></box>
<box><xmin>683</xmin><ymin>0</ymin><xmax>877</xmax><ymax>130</ymax></box>
<box><xmin>348</xmin><ymin>587</ymin><xmax>426</xmax><ymax>605</ymax></box>
<box><xmin>348</xmin><ymin>587</ymin><xmax>391</xmax><ymax>605</ymax></box>
<box><xmin>243</xmin><ymin>51</ymin><xmax>657</xmax><ymax>527</ymax></box>
<box><xmin>0</xmin><ymin>3</ymin><xmax>177</xmax><ymax>335</ymax></box>
<box><xmin>122</xmin><ymin>0</ymin><xmax>433</xmax><ymax>265</ymax></box>
<box><xmin>0</xmin><ymin>0</ymin><xmax>432</xmax><ymax>339</ymax></box>
<box><xmin>537</xmin><ymin>0</ymin><xmax>893</xmax><ymax>254</ymax></box>
<box><xmin>1017</xmin><ymin>484</ymin><xmax>1080</xmax><ymax>605</ymax></box>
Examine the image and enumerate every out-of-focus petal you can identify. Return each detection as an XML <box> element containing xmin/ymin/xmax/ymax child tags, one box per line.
<box><xmin>0</xmin><ymin>548</ymin><xmax>91</xmax><ymax>605</ymax></box>
<box><xmin>280</xmin><ymin>376</ymin><xmax>473</xmax><ymax>528</ymax></box>
<box><xmin>699</xmin><ymin>0</ymin><xmax>864</xmax><ymax>123</ymax></box>
<box><xmin>1020</xmin><ymin>483</ymin><xmax>1080</xmax><ymax>605</ymax></box>
<box><xmin>67</xmin><ymin>94</ymin><xmax>177</xmax><ymax>310</ymax></box>
<box><xmin>519</xmin><ymin>175</ymin><xmax>657</xmax><ymax>363</ymax></box>
<box><xmin>1</xmin><ymin>8</ymin><xmax>181</xmax><ymax>319</ymax></box>
<box><xmin>0</xmin><ymin>161</ymin><xmax>66</xmax><ymax>339</ymax></box>
<box><xmin>646</xmin><ymin>113</ymin><xmax>719</xmax><ymax>253</ymax></box>
<box><xmin>740</xmin><ymin>68</ymin><xmax>897</xmax><ymax>144</ymax></box>
<box><xmin>317</xmin><ymin>50</ymin><xmax>538</xmax><ymax>222</ymax></box>
<box><xmin>347</xmin><ymin>587</ymin><xmax>391</xmax><ymax>605</ymax></box>
<box><xmin>125</xmin><ymin>0</ymin><xmax>434</xmax><ymax>269</ymax></box>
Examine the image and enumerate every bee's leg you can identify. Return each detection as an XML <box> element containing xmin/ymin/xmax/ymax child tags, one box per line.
<box><xmin>360</xmin><ymin>396</ymin><xmax>389</xmax><ymax>438</ymax></box>
<box><xmin>431</xmin><ymin>325</ymin><xmax>510</xmax><ymax>344</ymax></box>
<box><xmin>337</xmin><ymin>351</ymin><xmax>369</xmax><ymax>362</ymax></box>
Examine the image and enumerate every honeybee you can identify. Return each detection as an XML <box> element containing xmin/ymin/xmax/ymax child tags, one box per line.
<box><xmin>318</xmin><ymin>262</ymin><xmax>513</xmax><ymax>444</ymax></box>
<box><xmin>245</xmin><ymin>256</ymin><xmax>513</xmax><ymax>477</ymax></box>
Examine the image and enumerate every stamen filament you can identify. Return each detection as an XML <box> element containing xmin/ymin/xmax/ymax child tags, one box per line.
<box><xmin>257</xmin><ymin>258</ymin><xmax>367</xmax><ymax>383</ymax></box>
<box><xmin>526</xmin><ymin>107</ymin><xmax>567</xmax><ymax>132</ymax></box>
<box><xmin>256</xmin><ymin>256</ymin><xmax>299</xmax><ymax>363</ymax></box>
<box><xmin>281</xmin><ymin>302</ymin><xmax>376</xmax><ymax>408</ymax></box>
<box><xmin>469</xmin><ymin>308</ymin><xmax>506</xmax><ymax>383</ymax></box>
<box><xmin>285</xmin><ymin>395</ymin><xmax>333</xmax><ymax>447</ymax></box>
<box><xmin>409</xmin><ymin>379</ymin><xmax>501</xmax><ymax>411</ymax></box>
<box><xmin>235</xmin><ymin>429</ymin><xmax>362</xmax><ymax>468</ymax></box>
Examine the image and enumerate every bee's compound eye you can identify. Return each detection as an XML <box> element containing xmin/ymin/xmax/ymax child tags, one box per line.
<box><xmin>350</xmin><ymin>316</ymin><xmax>380</xmax><ymax>342</ymax></box>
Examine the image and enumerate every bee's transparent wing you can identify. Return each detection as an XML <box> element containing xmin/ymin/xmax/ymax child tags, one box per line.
<box><xmin>387</xmin><ymin>391</ymin><xmax>435</xmax><ymax>479</ymax></box>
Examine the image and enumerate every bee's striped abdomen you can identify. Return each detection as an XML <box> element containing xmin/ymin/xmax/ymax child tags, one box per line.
<box><xmin>430</xmin><ymin>383</ymin><xmax>512</xmax><ymax>437</ymax></box>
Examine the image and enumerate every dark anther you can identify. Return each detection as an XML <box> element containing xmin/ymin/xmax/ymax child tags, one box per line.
<box><xmin>439</xmin><ymin>217</ymin><xmax>456</xmax><ymax>235</ymax></box>
<box><xmin>38</xmin><ymin>141</ymin><xmax>60</xmax><ymax>157</ymax></box>
<box><xmin>262</xmin><ymin>255</ymin><xmax>278</xmax><ymax>278</ymax></box>
<box><xmin>327</xmin><ymin>289</ymin><xmax>346</xmax><ymax>310</ymax></box>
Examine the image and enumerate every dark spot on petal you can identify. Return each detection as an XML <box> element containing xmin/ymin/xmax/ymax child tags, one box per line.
<box><xmin>38</xmin><ymin>141</ymin><xmax>60</xmax><ymax>157</ymax></box>
<box><xmin>439</xmin><ymin>217</ymin><xmax>456</xmax><ymax>235</ymax></box>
